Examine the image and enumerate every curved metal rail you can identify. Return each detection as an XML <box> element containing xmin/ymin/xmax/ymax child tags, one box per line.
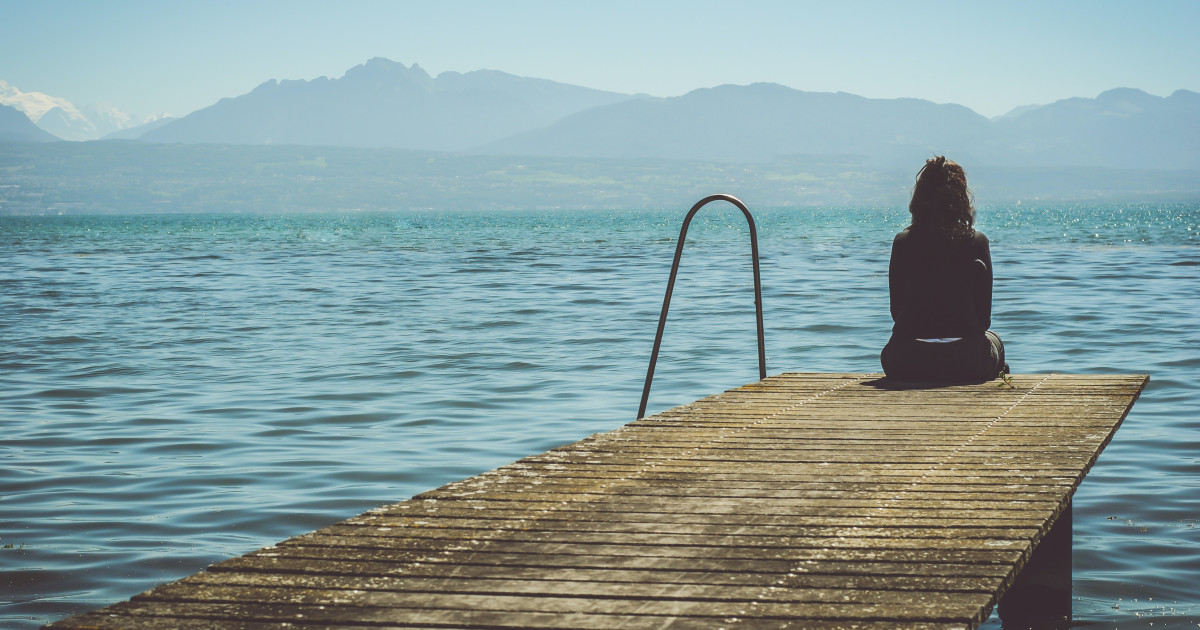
<box><xmin>637</xmin><ymin>194</ymin><xmax>766</xmax><ymax>419</ymax></box>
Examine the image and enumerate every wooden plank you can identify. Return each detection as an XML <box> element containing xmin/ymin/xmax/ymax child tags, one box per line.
<box><xmin>52</xmin><ymin>600</ymin><xmax>971</xmax><ymax>630</ymax></box>
<box><xmin>218</xmin><ymin>549</ymin><xmax>1019</xmax><ymax>578</ymax></box>
<box><xmin>47</xmin><ymin>373</ymin><xmax>1146</xmax><ymax>630</ymax></box>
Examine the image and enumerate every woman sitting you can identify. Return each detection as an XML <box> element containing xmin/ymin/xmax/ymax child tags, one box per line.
<box><xmin>881</xmin><ymin>156</ymin><xmax>1007</xmax><ymax>382</ymax></box>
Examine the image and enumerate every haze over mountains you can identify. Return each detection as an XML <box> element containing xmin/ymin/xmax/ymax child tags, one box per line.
<box><xmin>3</xmin><ymin>58</ymin><xmax>1197</xmax><ymax>172</ymax></box>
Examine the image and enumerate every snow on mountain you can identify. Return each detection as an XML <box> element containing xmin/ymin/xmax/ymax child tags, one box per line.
<box><xmin>0</xmin><ymin>79</ymin><xmax>78</xmax><ymax>120</ymax></box>
<box><xmin>0</xmin><ymin>80</ymin><xmax>161</xmax><ymax>140</ymax></box>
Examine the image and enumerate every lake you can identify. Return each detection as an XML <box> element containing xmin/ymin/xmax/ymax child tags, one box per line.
<box><xmin>2</xmin><ymin>203</ymin><xmax>1197</xmax><ymax>628</ymax></box>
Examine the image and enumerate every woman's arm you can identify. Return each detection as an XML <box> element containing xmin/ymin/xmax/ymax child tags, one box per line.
<box><xmin>888</xmin><ymin>233</ymin><xmax>905</xmax><ymax>325</ymax></box>
<box><xmin>975</xmin><ymin>233</ymin><xmax>993</xmax><ymax>332</ymax></box>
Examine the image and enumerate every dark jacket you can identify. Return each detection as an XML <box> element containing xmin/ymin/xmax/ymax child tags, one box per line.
<box><xmin>888</xmin><ymin>227</ymin><xmax>992</xmax><ymax>339</ymax></box>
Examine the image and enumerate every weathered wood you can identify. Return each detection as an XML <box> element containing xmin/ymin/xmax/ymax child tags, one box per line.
<box><xmin>47</xmin><ymin>372</ymin><xmax>1146</xmax><ymax>630</ymax></box>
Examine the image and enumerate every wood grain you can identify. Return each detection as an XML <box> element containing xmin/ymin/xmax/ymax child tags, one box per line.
<box><xmin>47</xmin><ymin>373</ymin><xmax>1147</xmax><ymax>630</ymax></box>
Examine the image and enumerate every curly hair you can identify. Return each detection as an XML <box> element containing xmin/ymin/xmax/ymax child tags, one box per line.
<box><xmin>908</xmin><ymin>156</ymin><xmax>975</xmax><ymax>238</ymax></box>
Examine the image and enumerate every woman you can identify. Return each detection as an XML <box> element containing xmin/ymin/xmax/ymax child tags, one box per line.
<box><xmin>881</xmin><ymin>156</ymin><xmax>1007</xmax><ymax>382</ymax></box>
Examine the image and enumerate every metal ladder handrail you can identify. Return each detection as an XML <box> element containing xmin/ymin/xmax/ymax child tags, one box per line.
<box><xmin>637</xmin><ymin>194</ymin><xmax>766</xmax><ymax>420</ymax></box>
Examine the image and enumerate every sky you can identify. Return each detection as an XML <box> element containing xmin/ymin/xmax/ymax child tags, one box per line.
<box><xmin>2</xmin><ymin>0</ymin><xmax>1198</xmax><ymax>120</ymax></box>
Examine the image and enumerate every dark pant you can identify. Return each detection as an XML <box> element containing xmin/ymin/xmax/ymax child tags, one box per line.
<box><xmin>881</xmin><ymin>331</ymin><xmax>1006</xmax><ymax>383</ymax></box>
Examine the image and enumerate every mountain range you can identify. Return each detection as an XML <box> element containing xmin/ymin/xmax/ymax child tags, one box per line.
<box><xmin>3</xmin><ymin>59</ymin><xmax>1197</xmax><ymax>171</ymax></box>
<box><xmin>139</xmin><ymin>58</ymin><xmax>637</xmax><ymax>150</ymax></box>
<box><xmin>479</xmin><ymin>83</ymin><xmax>994</xmax><ymax>165</ymax></box>
<box><xmin>484</xmin><ymin>84</ymin><xmax>1200</xmax><ymax>170</ymax></box>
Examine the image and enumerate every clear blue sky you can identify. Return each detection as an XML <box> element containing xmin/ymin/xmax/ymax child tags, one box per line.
<box><xmin>2</xmin><ymin>0</ymin><xmax>1197</xmax><ymax>119</ymax></box>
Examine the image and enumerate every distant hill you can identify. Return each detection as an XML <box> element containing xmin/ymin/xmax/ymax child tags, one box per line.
<box><xmin>478</xmin><ymin>83</ymin><xmax>995</xmax><ymax>165</ymax></box>
<box><xmin>142</xmin><ymin>58</ymin><xmax>639</xmax><ymax>150</ymax></box>
<box><xmin>992</xmin><ymin>88</ymin><xmax>1200</xmax><ymax>169</ymax></box>
<box><xmin>34</xmin><ymin>105</ymin><xmax>99</xmax><ymax>140</ymax></box>
<box><xmin>481</xmin><ymin>84</ymin><xmax>1200</xmax><ymax>169</ymax></box>
<box><xmin>0</xmin><ymin>103</ymin><xmax>58</xmax><ymax>142</ymax></box>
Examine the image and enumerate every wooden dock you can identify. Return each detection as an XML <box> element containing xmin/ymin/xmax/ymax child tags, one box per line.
<box><xmin>49</xmin><ymin>372</ymin><xmax>1147</xmax><ymax>630</ymax></box>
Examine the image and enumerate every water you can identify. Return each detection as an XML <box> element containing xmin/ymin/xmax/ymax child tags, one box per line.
<box><xmin>2</xmin><ymin>204</ymin><xmax>1197</xmax><ymax>628</ymax></box>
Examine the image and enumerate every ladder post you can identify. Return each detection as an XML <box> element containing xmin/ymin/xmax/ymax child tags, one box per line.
<box><xmin>637</xmin><ymin>194</ymin><xmax>766</xmax><ymax>420</ymax></box>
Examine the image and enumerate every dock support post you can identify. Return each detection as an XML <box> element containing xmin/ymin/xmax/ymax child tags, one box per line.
<box><xmin>998</xmin><ymin>501</ymin><xmax>1073</xmax><ymax>629</ymax></box>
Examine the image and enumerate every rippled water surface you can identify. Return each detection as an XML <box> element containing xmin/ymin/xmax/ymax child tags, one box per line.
<box><xmin>2</xmin><ymin>204</ymin><xmax>1198</xmax><ymax>628</ymax></box>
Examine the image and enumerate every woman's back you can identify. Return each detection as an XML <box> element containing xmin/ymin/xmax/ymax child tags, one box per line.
<box><xmin>888</xmin><ymin>227</ymin><xmax>992</xmax><ymax>339</ymax></box>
